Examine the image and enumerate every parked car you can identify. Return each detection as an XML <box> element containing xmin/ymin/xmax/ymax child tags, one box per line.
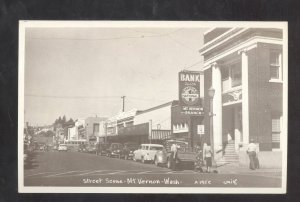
<box><xmin>96</xmin><ymin>143</ymin><xmax>110</xmax><ymax>156</ymax></box>
<box><xmin>38</xmin><ymin>143</ymin><xmax>46</xmax><ymax>151</ymax></box>
<box><xmin>86</xmin><ymin>144</ymin><xmax>97</xmax><ymax>154</ymax></box>
<box><xmin>58</xmin><ymin>144</ymin><xmax>68</xmax><ymax>152</ymax></box>
<box><xmin>133</xmin><ymin>144</ymin><xmax>164</xmax><ymax>163</ymax></box>
<box><xmin>78</xmin><ymin>144</ymin><xmax>87</xmax><ymax>152</ymax></box>
<box><xmin>106</xmin><ymin>143</ymin><xmax>123</xmax><ymax>158</ymax></box>
<box><xmin>154</xmin><ymin>140</ymin><xmax>196</xmax><ymax>169</ymax></box>
<box><xmin>120</xmin><ymin>142</ymin><xmax>139</xmax><ymax>160</ymax></box>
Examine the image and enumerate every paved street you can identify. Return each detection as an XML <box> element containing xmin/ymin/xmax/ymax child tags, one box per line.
<box><xmin>24</xmin><ymin>151</ymin><xmax>282</xmax><ymax>187</ymax></box>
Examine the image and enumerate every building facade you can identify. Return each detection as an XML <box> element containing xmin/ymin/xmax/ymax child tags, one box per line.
<box><xmin>171</xmin><ymin>101</ymin><xmax>204</xmax><ymax>148</ymax></box>
<box><xmin>100</xmin><ymin>109</ymin><xmax>139</xmax><ymax>143</ymax></box>
<box><xmin>85</xmin><ymin>116</ymin><xmax>107</xmax><ymax>142</ymax></box>
<box><xmin>200</xmin><ymin>28</ymin><xmax>284</xmax><ymax>166</ymax></box>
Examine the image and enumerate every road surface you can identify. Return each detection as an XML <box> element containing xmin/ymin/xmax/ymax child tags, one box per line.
<box><xmin>24</xmin><ymin>151</ymin><xmax>281</xmax><ymax>187</ymax></box>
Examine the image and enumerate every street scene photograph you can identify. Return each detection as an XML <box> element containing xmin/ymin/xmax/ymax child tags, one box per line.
<box><xmin>19</xmin><ymin>21</ymin><xmax>287</xmax><ymax>193</ymax></box>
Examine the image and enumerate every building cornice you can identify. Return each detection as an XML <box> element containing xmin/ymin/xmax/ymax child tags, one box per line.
<box><xmin>202</xmin><ymin>36</ymin><xmax>283</xmax><ymax>71</ymax></box>
<box><xmin>200</xmin><ymin>28</ymin><xmax>247</xmax><ymax>55</ymax></box>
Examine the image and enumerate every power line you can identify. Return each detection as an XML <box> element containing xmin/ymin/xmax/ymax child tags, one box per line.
<box><xmin>182</xmin><ymin>59</ymin><xmax>203</xmax><ymax>71</ymax></box>
<box><xmin>128</xmin><ymin>96</ymin><xmax>167</xmax><ymax>103</ymax></box>
<box><xmin>25</xmin><ymin>94</ymin><xmax>121</xmax><ymax>99</ymax></box>
<box><xmin>28</xmin><ymin>28</ymin><xmax>184</xmax><ymax>41</ymax></box>
<box><xmin>167</xmin><ymin>35</ymin><xmax>197</xmax><ymax>52</ymax></box>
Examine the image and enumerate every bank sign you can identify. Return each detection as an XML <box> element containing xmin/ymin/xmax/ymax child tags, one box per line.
<box><xmin>179</xmin><ymin>71</ymin><xmax>203</xmax><ymax>116</ymax></box>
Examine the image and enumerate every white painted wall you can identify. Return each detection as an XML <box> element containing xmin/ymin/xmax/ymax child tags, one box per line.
<box><xmin>134</xmin><ymin>104</ymin><xmax>172</xmax><ymax>130</ymax></box>
<box><xmin>68</xmin><ymin>127</ymin><xmax>77</xmax><ymax>140</ymax></box>
<box><xmin>98</xmin><ymin>121</ymin><xmax>106</xmax><ymax>137</ymax></box>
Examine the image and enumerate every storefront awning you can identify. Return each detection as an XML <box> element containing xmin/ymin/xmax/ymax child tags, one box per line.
<box><xmin>151</xmin><ymin>130</ymin><xmax>171</xmax><ymax>140</ymax></box>
<box><xmin>118</xmin><ymin>123</ymin><xmax>149</xmax><ymax>136</ymax></box>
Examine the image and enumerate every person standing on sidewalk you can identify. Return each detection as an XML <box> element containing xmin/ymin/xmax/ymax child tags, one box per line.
<box><xmin>203</xmin><ymin>143</ymin><xmax>212</xmax><ymax>173</ymax></box>
<box><xmin>170</xmin><ymin>143</ymin><xmax>178</xmax><ymax>171</ymax></box>
<box><xmin>194</xmin><ymin>145</ymin><xmax>204</xmax><ymax>172</ymax></box>
<box><xmin>247</xmin><ymin>139</ymin><xmax>259</xmax><ymax>170</ymax></box>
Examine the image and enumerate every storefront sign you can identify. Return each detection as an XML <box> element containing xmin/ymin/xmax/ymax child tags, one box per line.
<box><xmin>179</xmin><ymin>71</ymin><xmax>203</xmax><ymax>115</ymax></box>
<box><xmin>197</xmin><ymin>125</ymin><xmax>204</xmax><ymax>135</ymax></box>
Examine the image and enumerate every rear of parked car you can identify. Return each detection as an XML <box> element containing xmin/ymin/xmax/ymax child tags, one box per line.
<box><xmin>106</xmin><ymin>143</ymin><xmax>123</xmax><ymax>158</ymax></box>
<box><xmin>122</xmin><ymin>142</ymin><xmax>139</xmax><ymax>160</ymax></box>
<box><xmin>97</xmin><ymin>143</ymin><xmax>109</xmax><ymax>156</ymax></box>
<box><xmin>58</xmin><ymin>144</ymin><xmax>68</xmax><ymax>152</ymax></box>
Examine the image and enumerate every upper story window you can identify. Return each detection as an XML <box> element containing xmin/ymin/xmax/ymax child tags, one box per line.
<box><xmin>93</xmin><ymin>123</ymin><xmax>99</xmax><ymax>135</ymax></box>
<box><xmin>222</xmin><ymin>61</ymin><xmax>242</xmax><ymax>92</ymax></box>
<box><xmin>270</xmin><ymin>50</ymin><xmax>282</xmax><ymax>81</ymax></box>
<box><xmin>231</xmin><ymin>62</ymin><xmax>242</xmax><ymax>87</ymax></box>
<box><xmin>222</xmin><ymin>67</ymin><xmax>230</xmax><ymax>91</ymax></box>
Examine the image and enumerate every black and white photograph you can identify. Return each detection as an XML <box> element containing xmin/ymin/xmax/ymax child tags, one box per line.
<box><xmin>18</xmin><ymin>21</ymin><xmax>287</xmax><ymax>193</ymax></box>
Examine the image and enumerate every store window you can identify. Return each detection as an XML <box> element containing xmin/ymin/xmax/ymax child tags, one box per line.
<box><xmin>270</xmin><ymin>50</ymin><xmax>282</xmax><ymax>80</ymax></box>
<box><xmin>271</xmin><ymin>114</ymin><xmax>281</xmax><ymax>149</ymax></box>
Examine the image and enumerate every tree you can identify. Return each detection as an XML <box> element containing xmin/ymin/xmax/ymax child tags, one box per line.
<box><xmin>62</xmin><ymin>115</ymin><xmax>66</xmax><ymax>124</ymax></box>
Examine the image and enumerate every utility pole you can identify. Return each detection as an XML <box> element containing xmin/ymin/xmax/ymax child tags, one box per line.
<box><xmin>149</xmin><ymin>119</ymin><xmax>152</xmax><ymax>144</ymax></box>
<box><xmin>121</xmin><ymin>96</ymin><xmax>126</xmax><ymax>112</ymax></box>
<box><xmin>104</xmin><ymin>122</ymin><xmax>107</xmax><ymax>144</ymax></box>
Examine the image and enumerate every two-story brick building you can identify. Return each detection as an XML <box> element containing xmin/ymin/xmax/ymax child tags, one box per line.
<box><xmin>200</xmin><ymin>27</ymin><xmax>285</xmax><ymax>167</ymax></box>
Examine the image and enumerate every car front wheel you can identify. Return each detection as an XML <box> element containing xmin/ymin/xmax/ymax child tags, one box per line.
<box><xmin>167</xmin><ymin>158</ymin><xmax>171</xmax><ymax>169</ymax></box>
<box><xmin>154</xmin><ymin>157</ymin><xmax>159</xmax><ymax>166</ymax></box>
<box><xmin>133</xmin><ymin>155</ymin><xmax>137</xmax><ymax>162</ymax></box>
<box><xmin>141</xmin><ymin>156</ymin><xmax>145</xmax><ymax>164</ymax></box>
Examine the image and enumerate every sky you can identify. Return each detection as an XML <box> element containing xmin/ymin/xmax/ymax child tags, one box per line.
<box><xmin>24</xmin><ymin>26</ymin><xmax>207</xmax><ymax>126</ymax></box>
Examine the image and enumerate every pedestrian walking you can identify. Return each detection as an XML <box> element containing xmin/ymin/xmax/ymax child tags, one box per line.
<box><xmin>247</xmin><ymin>139</ymin><xmax>259</xmax><ymax>170</ymax></box>
<box><xmin>203</xmin><ymin>143</ymin><xmax>212</xmax><ymax>173</ymax></box>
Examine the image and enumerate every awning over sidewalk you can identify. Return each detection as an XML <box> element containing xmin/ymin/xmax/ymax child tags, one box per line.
<box><xmin>118</xmin><ymin>123</ymin><xmax>149</xmax><ymax>136</ymax></box>
<box><xmin>150</xmin><ymin>130</ymin><xmax>171</xmax><ymax>140</ymax></box>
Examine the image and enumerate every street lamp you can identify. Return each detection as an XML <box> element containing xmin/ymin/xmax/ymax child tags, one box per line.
<box><xmin>208</xmin><ymin>86</ymin><xmax>215</xmax><ymax>165</ymax></box>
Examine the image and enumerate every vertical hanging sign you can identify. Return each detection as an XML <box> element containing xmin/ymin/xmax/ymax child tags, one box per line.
<box><xmin>179</xmin><ymin>71</ymin><xmax>203</xmax><ymax>115</ymax></box>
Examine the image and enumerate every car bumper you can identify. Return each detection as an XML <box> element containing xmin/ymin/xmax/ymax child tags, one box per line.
<box><xmin>144</xmin><ymin>155</ymin><xmax>154</xmax><ymax>161</ymax></box>
<box><xmin>156</xmin><ymin>156</ymin><xmax>167</xmax><ymax>164</ymax></box>
<box><xmin>111</xmin><ymin>152</ymin><xmax>122</xmax><ymax>156</ymax></box>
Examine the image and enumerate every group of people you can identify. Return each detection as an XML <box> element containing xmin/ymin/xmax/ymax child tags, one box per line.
<box><xmin>170</xmin><ymin>140</ymin><xmax>259</xmax><ymax>172</ymax></box>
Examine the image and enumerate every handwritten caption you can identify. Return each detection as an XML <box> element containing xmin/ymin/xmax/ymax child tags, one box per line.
<box><xmin>82</xmin><ymin>177</ymin><xmax>238</xmax><ymax>186</ymax></box>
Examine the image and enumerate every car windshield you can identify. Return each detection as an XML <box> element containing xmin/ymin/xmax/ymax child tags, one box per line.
<box><xmin>165</xmin><ymin>141</ymin><xmax>188</xmax><ymax>151</ymax></box>
<box><xmin>126</xmin><ymin>144</ymin><xmax>138</xmax><ymax>149</ymax></box>
<box><xmin>149</xmin><ymin>146</ymin><xmax>164</xmax><ymax>151</ymax></box>
<box><xmin>112</xmin><ymin>144</ymin><xmax>122</xmax><ymax>149</ymax></box>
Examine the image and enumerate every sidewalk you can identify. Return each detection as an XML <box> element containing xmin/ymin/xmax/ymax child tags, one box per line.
<box><xmin>215</xmin><ymin>162</ymin><xmax>282</xmax><ymax>178</ymax></box>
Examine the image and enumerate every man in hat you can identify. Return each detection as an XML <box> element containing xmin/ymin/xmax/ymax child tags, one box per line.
<box><xmin>247</xmin><ymin>138</ymin><xmax>259</xmax><ymax>170</ymax></box>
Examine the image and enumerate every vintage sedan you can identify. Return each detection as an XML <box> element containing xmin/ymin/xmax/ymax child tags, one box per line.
<box><xmin>58</xmin><ymin>144</ymin><xmax>68</xmax><ymax>152</ymax></box>
<box><xmin>120</xmin><ymin>142</ymin><xmax>139</xmax><ymax>160</ymax></box>
<box><xmin>106</xmin><ymin>143</ymin><xmax>123</xmax><ymax>158</ymax></box>
<box><xmin>96</xmin><ymin>143</ymin><xmax>110</xmax><ymax>156</ymax></box>
<box><xmin>133</xmin><ymin>144</ymin><xmax>164</xmax><ymax>163</ymax></box>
